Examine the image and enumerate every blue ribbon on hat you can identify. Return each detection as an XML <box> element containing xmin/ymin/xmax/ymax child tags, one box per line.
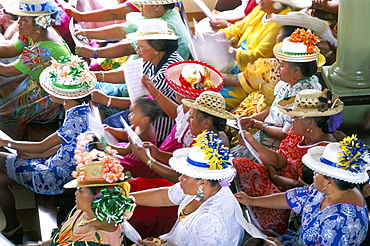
<box><xmin>20</xmin><ymin>2</ymin><xmax>48</xmax><ymax>12</ymax></box>
<box><xmin>186</xmin><ymin>156</ymin><xmax>210</xmax><ymax>168</ymax></box>
<box><xmin>320</xmin><ymin>157</ymin><xmax>339</xmax><ymax>168</ymax></box>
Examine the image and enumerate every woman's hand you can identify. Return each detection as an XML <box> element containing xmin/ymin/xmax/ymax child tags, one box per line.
<box><xmin>142</xmin><ymin>75</ymin><xmax>159</xmax><ymax>97</ymax></box>
<box><xmin>137</xmin><ymin>239</ymin><xmax>158</xmax><ymax>246</ymax></box>
<box><xmin>265</xmin><ymin>237</ymin><xmax>283</xmax><ymax>246</ymax></box>
<box><xmin>129</xmin><ymin>138</ymin><xmax>150</xmax><ymax>163</ymax></box>
<box><xmin>75</xmin><ymin>45</ymin><xmax>93</xmax><ymax>58</ymax></box>
<box><xmin>361</xmin><ymin>184</ymin><xmax>370</xmax><ymax>198</ymax></box>
<box><xmin>142</xmin><ymin>142</ymin><xmax>159</xmax><ymax>159</ymax></box>
<box><xmin>238</xmin><ymin>117</ymin><xmax>255</xmax><ymax>130</ymax></box>
<box><xmin>266</xmin><ymin>164</ymin><xmax>280</xmax><ymax>181</ymax></box>
<box><xmin>234</xmin><ymin>191</ymin><xmax>253</xmax><ymax>206</ymax></box>
<box><xmin>209</xmin><ymin>18</ymin><xmax>230</xmax><ymax>32</ymax></box>
<box><xmin>91</xmin><ymin>89</ymin><xmax>109</xmax><ymax>105</ymax></box>
<box><xmin>311</xmin><ymin>0</ymin><xmax>327</xmax><ymax>10</ymax></box>
<box><xmin>238</xmin><ymin>130</ymin><xmax>254</xmax><ymax>147</ymax></box>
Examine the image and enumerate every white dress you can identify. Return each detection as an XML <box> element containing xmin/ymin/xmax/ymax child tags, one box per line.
<box><xmin>160</xmin><ymin>183</ymin><xmax>244</xmax><ymax>246</ymax></box>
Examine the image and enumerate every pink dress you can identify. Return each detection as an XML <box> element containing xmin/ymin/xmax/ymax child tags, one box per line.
<box><xmin>233</xmin><ymin>131</ymin><xmax>332</xmax><ymax>236</ymax></box>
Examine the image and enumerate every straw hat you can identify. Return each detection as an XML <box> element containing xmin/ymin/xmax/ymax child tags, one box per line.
<box><xmin>302</xmin><ymin>136</ymin><xmax>370</xmax><ymax>184</ymax></box>
<box><xmin>126</xmin><ymin>19</ymin><xmax>178</xmax><ymax>40</ymax></box>
<box><xmin>182</xmin><ymin>91</ymin><xmax>236</xmax><ymax>120</ymax></box>
<box><xmin>3</xmin><ymin>0</ymin><xmax>60</xmax><ymax>16</ymax></box>
<box><xmin>169</xmin><ymin>131</ymin><xmax>236</xmax><ymax>182</ymax></box>
<box><xmin>166</xmin><ymin>60</ymin><xmax>224</xmax><ymax>99</ymax></box>
<box><xmin>40</xmin><ymin>55</ymin><xmax>97</xmax><ymax>100</ymax></box>
<box><xmin>273</xmin><ymin>0</ymin><xmax>312</xmax><ymax>9</ymax></box>
<box><xmin>274</xmin><ymin>28</ymin><xmax>320</xmax><ymax>62</ymax></box>
<box><xmin>277</xmin><ymin>89</ymin><xmax>344</xmax><ymax>117</ymax></box>
<box><xmin>64</xmin><ymin>131</ymin><xmax>130</xmax><ymax>188</ymax></box>
<box><xmin>130</xmin><ymin>0</ymin><xmax>179</xmax><ymax>6</ymax></box>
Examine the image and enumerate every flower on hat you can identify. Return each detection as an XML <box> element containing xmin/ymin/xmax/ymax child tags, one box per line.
<box><xmin>289</xmin><ymin>28</ymin><xmax>319</xmax><ymax>53</ymax></box>
<box><xmin>35</xmin><ymin>15</ymin><xmax>53</xmax><ymax>29</ymax></box>
<box><xmin>192</xmin><ymin>131</ymin><xmax>232</xmax><ymax>170</ymax></box>
<box><xmin>337</xmin><ymin>135</ymin><xmax>370</xmax><ymax>173</ymax></box>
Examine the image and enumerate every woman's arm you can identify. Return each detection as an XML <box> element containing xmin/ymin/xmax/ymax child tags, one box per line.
<box><xmin>94</xmin><ymin>69</ymin><xmax>125</xmax><ymax>84</ymax></box>
<box><xmin>64</xmin><ymin>4</ymin><xmax>132</xmax><ymax>22</ymax></box>
<box><xmin>91</xmin><ymin>90</ymin><xmax>131</xmax><ymax>109</ymax></box>
<box><xmin>0</xmin><ymin>133</ymin><xmax>63</xmax><ymax>153</ymax></box>
<box><xmin>234</xmin><ymin>191</ymin><xmax>289</xmax><ymax>209</ymax></box>
<box><xmin>0</xmin><ymin>63</ymin><xmax>23</xmax><ymax>77</ymax></box>
<box><xmin>17</xmin><ymin>145</ymin><xmax>60</xmax><ymax>159</ymax></box>
<box><xmin>266</xmin><ymin>165</ymin><xmax>304</xmax><ymax>191</ymax></box>
<box><xmin>75</xmin><ymin>42</ymin><xmax>136</xmax><ymax>59</ymax></box>
<box><xmin>141</xmin><ymin>142</ymin><xmax>173</xmax><ymax>165</ymax></box>
<box><xmin>74</xmin><ymin>24</ymin><xmax>127</xmax><ymax>41</ymax></box>
<box><xmin>252</xmin><ymin>120</ymin><xmax>288</xmax><ymax>141</ymax></box>
<box><xmin>131</xmin><ymin>186</ymin><xmax>175</xmax><ymax>207</ymax></box>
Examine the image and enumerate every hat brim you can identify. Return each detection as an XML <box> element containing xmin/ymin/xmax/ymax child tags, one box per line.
<box><xmin>277</xmin><ymin>95</ymin><xmax>344</xmax><ymax>117</ymax></box>
<box><xmin>302</xmin><ymin>147</ymin><xmax>369</xmax><ymax>184</ymax></box>
<box><xmin>5</xmin><ymin>2</ymin><xmax>55</xmax><ymax>16</ymax></box>
<box><xmin>130</xmin><ymin>0</ymin><xmax>179</xmax><ymax>4</ymax></box>
<box><xmin>165</xmin><ymin>60</ymin><xmax>224</xmax><ymax>99</ymax></box>
<box><xmin>39</xmin><ymin>66</ymin><xmax>97</xmax><ymax>100</ymax></box>
<box><xmin>182</xmin><ymin>98</ymin><xmax>236</xmax><ymax>120</ymax></box>
<box><xmin>64</xmin><ymin>179</ymin><xmax>125</xmax><ymax>188</ymax></box>
<box><xmin>126</xmin><ymin>33</ymin><xmax>178</xmax><ymax>40</ymax></box>
<box><xmin>169</xmin><ymin>148</ymin><xmax>236</xmax><ymax>180</ymax></box>
<box><xmin>273</xmin><ymin>42</ymin><xmax>320</xmax><ymax>62</ymax></box>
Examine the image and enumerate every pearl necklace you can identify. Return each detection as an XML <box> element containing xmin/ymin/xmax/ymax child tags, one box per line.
<box><xmin>78</xmin><ymin>213</ymin><xmax>97</xmax><ymax>227</ymax></box>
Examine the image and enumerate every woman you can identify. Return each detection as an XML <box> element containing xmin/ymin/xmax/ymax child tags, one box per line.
<box><xmin>27</xmin><ymin>131</ymin><xmax>135</xmax><ymax>246</ymax></box>
<box><xmin>0</xmin><ymin>0</ymin><xmax>71</xmax><ymax>140</ymax></box>
<box><xmin>233</xmin><ymin>89</ymin><xmax>344</xmax><ymax>236</ymax></box>
<box><xmin>231</xmin><ymin>28</ymin><xmax>322</xmax><ymax>158</ymax></box>
<box><xmin>92</xmin><ymin>19</ymin><xmax>182</xmax><ymax>145</ymax></box>
<box><xmin>212</xmin><ymin>0</ymin><xmax>312</xmax><ymax>110</ymax></box>
<box><xmin>73</xmin><ymin>0</ymin><xmax>191</xmax><ymax>61</ymax></box>
<box><xmin>0</xmin><ymin>55</ymin><xmax>96</xmax><ymax>244</ymax></box>
<box><xmin>235</xmin><ymin>136</ymin><xmax>369</xmax><ymax>245</ymax></box>
<box><xmin>131</xmin><ymin>131</ymin><xmax>246</xmax><ymax>246</ymax></box>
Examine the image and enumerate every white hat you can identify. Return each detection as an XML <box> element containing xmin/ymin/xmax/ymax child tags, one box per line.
<box><xmin>169</xmin><ymin>131</ymin><xmax>236</xmax><ymax>182</ymax></box>
<box><xmin>40</xmin><ymin>55</ymin><xmax>96</xmax><ymax>99</ymax></box>
<box><xmin>273</xmin><ymin>0</ymin><xmax>312</xmax><ymax>9</ymax></box>
<box><xmin>4</xmin><ymin>0</ymin><xmax>59</xmax><ymax>16</ymax></box>
<box><xmin>130</xmin><ymin>0</ymin><xmax>179</xmax><ymax>5</ymax></box>
<box><xmin>126</xmin><ymin>19</ymin><xmax>178</xmax><ymax>40</ymax></box>
<box><xmin>302</xmin><ymin>136</ymin><xmax>370</xmax><ymax>184</ymax></box>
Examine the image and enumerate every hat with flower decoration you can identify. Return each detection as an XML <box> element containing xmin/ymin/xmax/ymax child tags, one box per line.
<box><xmin>40</xmin><ymin>55</ymin><xmax>97</xmax><ymax>99</ymax></box>
<box><xmin>64</xmin><ymin>131</ymin><xmax>135</xmax><ymax>225</ymax></box>
<box><xmin>302</xmin><ymin>135</ymin><xmax>370</xmax><ymax>184</ymax></box>
<box><xmin>169</xmin><ymin>131</ymin><xmax>236</xmax><ymax>186</ymax></box>
<box><xmin>273</xmin><ymin>28</ymin><xmax>320</xmax><ymax>62</ymax></box>
<box><xmin>126</xmin><ymin>19</ymin><xmax>178</xmax><ymax>40</ymax></box>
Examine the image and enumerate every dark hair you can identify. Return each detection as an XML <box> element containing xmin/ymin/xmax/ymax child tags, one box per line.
<box><xmin>287</xmin><ymin>60</ymin><xmax>318</xmax><ymax>78</ymax></box>
<box><xmin>280</xmin><ymin>26</ymin><xmax>305</xmax><ymax>39</ymax></box>
<box><xmin>196</xmin><ymin>178</ymin><xmax>220</xmax><ymax>187</ymax></box>
<box><xmin>310</xmin><ymin>116</ymin><xmax>331</xmax><ymax>133</ymax></box>
<box><xmin>147</xmin><ymin>39</ymin><xmax>179</xmax><ymax>53</ymax></box>
<box><xmin>323</xmin><ymin>176</ymin><xmax>356</xmax><ymax>191</ymax></box>
<box><xmin>197</xmin><ymin>110</ymin><xmax>226</xmax><ymax>131</ymax></box>
<box><xmin>162</xmin><ymin>3</ymin><xmax>175</xmax><ymax>10</ymax></box>
<box><xmin>134</xmin><ymin>96</ymin><xmax>163</xmax><ymax>122</ymax></box>
<box><xmin>73</xmin><ymin>94</ymin><xmax>92</xmax><ymax>104</ymax></box>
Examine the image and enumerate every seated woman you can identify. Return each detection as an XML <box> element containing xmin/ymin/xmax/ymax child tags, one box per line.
<box><xmin>0</xmin><ymin>55</ymin><xmax>96</xmax><ymax>244</ymax></box>
<box><xmin>27</xmin><ymin>131</ymin><xmax>135</xmax><ymax>246</ymax></box>
<box><xmin>91</xmin><ymin>19</ymin><xmax>182</xmax><ymax>145</ymax></box>
<box><xmin>131</xmin><ymin>131</ymin><xmax>246</xmax><ymax>245</ymax></box>
<box><xmin>233</xmin><ymin>89</ymin><xmax>344</xmax><ymax>236</ymax></box>
<box><xmin>235</xmin><ymin>136</ymin><xmax>369</xmax><ymax>245</ymax></box>
<box><xmin>231</xmin><ymin>28</ymin><xmax>322</xmax><ymax>158</ymax></box>
<box><xmin>211</xmin><ymin>0</ymin><xmax>312</xmax><ymax>110</ymax></box>
<box><xmin>0</xmin><ymin>0</ymin><xmax>72</xmax><ymax>140</ymax></box>
<box><xmin>74</xmin><ymin>0</ymin><xmax>191</xmax><ymax>61</ymax></box>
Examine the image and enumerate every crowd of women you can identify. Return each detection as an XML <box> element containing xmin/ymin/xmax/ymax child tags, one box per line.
<box><xmin>0</xmin><ymin>0</ymin><xmax>367</xmax><ymax>245</ymax></box>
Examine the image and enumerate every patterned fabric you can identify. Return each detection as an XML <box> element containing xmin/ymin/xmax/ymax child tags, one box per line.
<box><xmin>160</xmin><ymin>183</ymin><xmax>244</xmax><ymax>245</ymax></box>
<box><xmin>5</xmin><ymin>105</ymin><xmax>91</xmax><ymax>195</ymax></box>
<box><xmin>0</xmin><ymin>34</ymin><xmax>71</xmax><ymax>139</ymax></box>
<box><xmin>50</xmin><ymin>208</ymin><xmax>125</xmax><ymax>246</ymax></box>
<box><xmin>282</xmin><ymin>184</ymin><xmax>368</xmax><ymax>245</ymax></box>
<box><xmin>232</xmin><ymin>131</ymin><xmax>332</xmax><ymax>236</ymax></box>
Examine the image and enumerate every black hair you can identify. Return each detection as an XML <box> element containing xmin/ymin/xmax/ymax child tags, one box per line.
<box><xmin>280</xmin><ymin>26</ymin><xmax>306</xmax><ymax>39</ymax></box>
<box><xmin>196</xmin><ymin>178</ymin><xmax>220</xmax><ymax>187</ymax></box>
<box><xmin>134</xmin><ymin>96</ymin><xmax>163</xmax><ymax>122</ymax></box>
<box><xmin>73</xmin><ymin>94</ymin><xmax>92</xmax><ymax>104</ymax></box>
<box><xmin>287</xmin><ymin>60</ymin><xmax>318</xmax><ymax>78</ymax></box>
<box><xmin>323</xmin><ymin>176</ymin><xmax>356</xmax><ymax>191</ymax></box>
<box><xmin>163</xmin><ymin>3</ymin><xmax>175</xmax><ymax>10</ymax></box>
<box><xmin>197</xmin><ymin>110</ymin><xmax>227</xmax><ymax>131</ymax></box>
<box><xmin>147</xmin><ymin>39</ymin><xmax>179</xmax><ymax>53</ymax></box>
<box><xmin>310</xmin><ymin>116</ymin><xmax>331</xmax><ymax>133</ymax></box>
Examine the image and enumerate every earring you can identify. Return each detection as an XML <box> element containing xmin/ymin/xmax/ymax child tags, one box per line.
<box><xmin>272</xmin><ymin>2</ymin><xmax>283</xmax><ymax>10</ymax></box>
<box><xmin>63</xmin><ymin>100</ymin><xmax>66</xmax><ymax>107</ymax></box>
<box><xmin>36</xmin><ymin>29</ymin><xmax>40</xmax><ymax>34</ymax></box>
<box><xmin>155</xmin><ymin>8</ymin><xmax>159</xmax><ymax>11</ymax></box>
<box><xmin>306</xmin><ymin>127</ymin><xmax>313</xmax><ymax>133</ymax></box>
<box><xmin>195</xmin><ymin>185</ymin><xmax>204</xmax><ymax>202</ymax></box>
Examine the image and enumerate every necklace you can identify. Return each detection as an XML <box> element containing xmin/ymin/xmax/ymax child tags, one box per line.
<box><xmin>78</xmin><ymin>213</ymin><xmax>97</xmax><ymax>227</ymax></box>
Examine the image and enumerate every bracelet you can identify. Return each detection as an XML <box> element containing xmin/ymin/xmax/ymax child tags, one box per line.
<box><xmin>146</xmin><ymin>157</ymin><xmax>155</xmax><ymax>168</ymax></box>
<box><xmin>7</xmin><ymin>141</ymin><xmax>12</xmax><ymax>148</ymax></box>
<box><xmin>106</xmin><ymin>97</ymin><xmax>112</xmax><ymax>107</ymax></box>
<box><xmin>93</xmin><ymin>48</ymin><xmax>98</xmax><ymax>59</ymax></box>
<box><xmin>99</xmin><ymin>71</ymin><xmax>105</xmax><ymax>82</ymax></box>
<box><xmin>261</xmin><ymin>123</ymin><xmax>272</xmax><ymax>133</ymax></box>
<box><xmin>38</xmin><ymin>240</ymin><xmax>43</xmax><ymax>246</ymax></box>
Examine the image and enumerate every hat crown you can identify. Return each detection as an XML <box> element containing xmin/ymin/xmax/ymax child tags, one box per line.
<box><xmin>293</xmin><ymin>89</ymin><xmax>326</xmax><ymax>109</ymax></box>
<box><xmin>137</xmin><ymin>19</ymin><xmax>168</xmax><ymax>35</ymax></box>
<box><xmin>194</xmin><ymin>91</ymin><xmax>227</xmax><ymax>114</ymax></box>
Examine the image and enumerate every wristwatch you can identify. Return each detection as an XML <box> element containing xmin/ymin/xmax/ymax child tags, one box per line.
<box><xmin>261</xmin><ymin>123</ymin><xmax>272</xmax><ymax>133</ymax></box>
<box><xmin>7</xmin><ymin>141</ymin><xmax>12</xmax><ymax>148</ymax></box>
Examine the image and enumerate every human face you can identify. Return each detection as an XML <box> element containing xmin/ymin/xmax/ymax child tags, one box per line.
<box><xmin>17</xmin><ymin>16</ymin><xmax>37</xmax><ymax>36</ymax></box>
<box><xmin>128</xmin><ymin>103</ymin><xmax>146</xmax><ymax>127</ymax></box>
<box><xmin>178</xmin><ymin>174</ymin><xmax>201</xmax><ymax>195</ymax></box>
<box><xmin>75</xmin><ymin>187</ymin><xmax>94</xmax><ymax>211</ymax></box>
<box><xmin>259</xmin><ymin>0</ymin><xmax>277</xmax><ymax>14</ymax></box>
<box><xmin>313</xmin><ymin>171</ymin><xmax>329</xmax><ymax>192</ymax></box>
<box><xmin>136</xmin><ymin>40</ymin><xmax>156</xmax><ymax>62</ymax></box>
<box><xmin>187</xmin><ymin>108</ymin><xmax>207</xmax><ymax>136</ymax></box>
<box><xmin>291</xmin><ymin>116</ymin><xmax>310</xmax><ymax>136</ymax></box>
<box><xmin>140</xmin><ymin>5</ymin><xmax>161</xmax><ymax>18</ymax></box>
<box><xmin>278</xmin><ymin>60</ymin><xmax>297</xmax><ymax>86</ymax></box>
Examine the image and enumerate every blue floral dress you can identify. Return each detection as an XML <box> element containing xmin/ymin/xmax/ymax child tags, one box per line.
<box><xmin>5</xmin><ymin>104</ymin><xmax>91</xmax><ymax>195</ymax></box>
<box><xmin>282</xmin><ymin>184</ymin><xmax>368</xmax><ymax>245</ymax></box>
